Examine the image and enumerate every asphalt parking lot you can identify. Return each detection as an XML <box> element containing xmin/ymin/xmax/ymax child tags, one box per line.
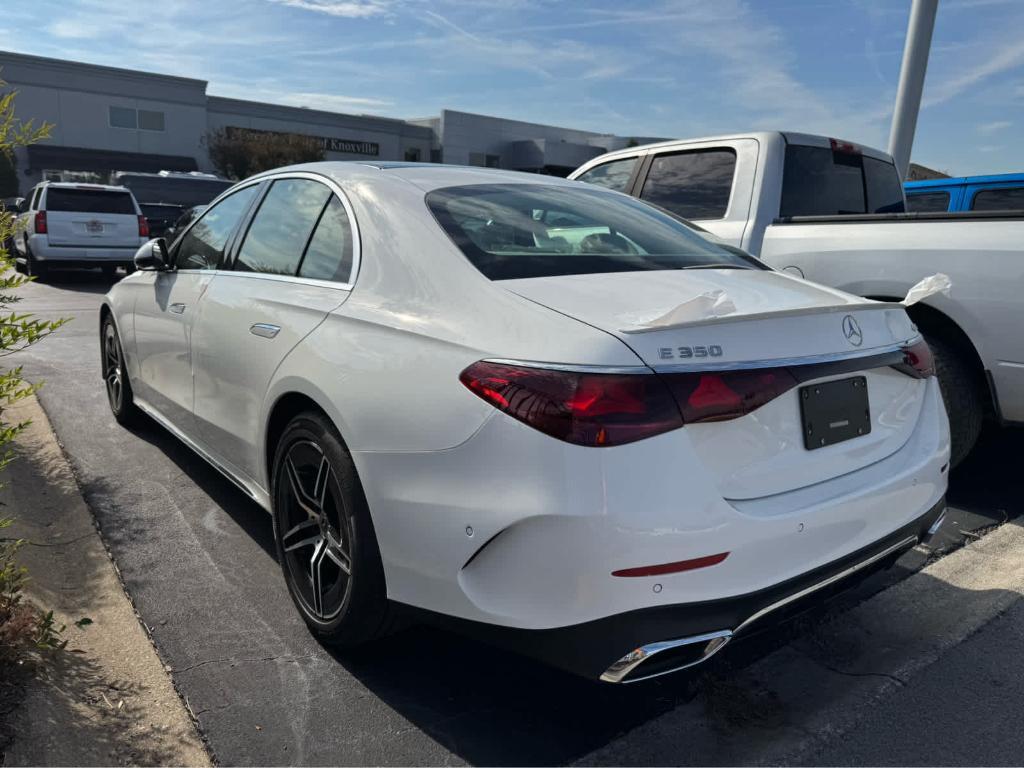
<box><xmin>11</xmin><ymin>269</ymin><xmax>1024</xmax><ymax>766</ymax></box>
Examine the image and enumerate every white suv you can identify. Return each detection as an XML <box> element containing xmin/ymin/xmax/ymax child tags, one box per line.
<box><xmin>14</xmin><ymin>182</ymin><xmax>150</xmax><ymax>280</ymax></box>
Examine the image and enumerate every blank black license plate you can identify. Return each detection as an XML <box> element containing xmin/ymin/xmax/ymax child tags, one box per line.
<box><xmin>800</xmin><ymin>376</ymin><xmax>871</xmax><ymax>450</ymax></box>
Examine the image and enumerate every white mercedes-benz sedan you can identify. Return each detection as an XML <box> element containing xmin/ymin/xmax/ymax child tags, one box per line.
<box><xmin>100</xmin><ymin>162</ymin><xmax>949</xmax><ymax>683</ymax></box>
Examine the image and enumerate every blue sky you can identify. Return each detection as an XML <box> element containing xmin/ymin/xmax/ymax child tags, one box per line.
<box><xmin>6</xmin><ymin>0</ymin><xmax>1024</xmax><ymax>174</ymax></box>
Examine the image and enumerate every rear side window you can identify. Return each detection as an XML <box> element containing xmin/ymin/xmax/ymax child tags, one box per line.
<box><xmin>639</xmin><ymin>150</ymin><xmax>736</xmax><ymax>220</ymax></box>
<box><xmin>427</xmin><ymin>183</ymin><xmax>755</xmax><ymax>280</ymax></box>
<box><xmin>970</xmin><ymin>187</ymin><xmax>1024</xmax><ymax>211</ymax></box>
<box><xmin>235</xmin><ymin>179</ymin><xmax>331</xmax><ymax>275</ymax></box>
<box><xmin>906</xmin><ymin>191</ymin><xmax>950</xmax><ymax>213</ymax></box>
<box><xmin>299</xmin><ymin>197</ymin><xmax>354</xmax><ymax>282</ymax></box>
<box><xmin>45</xmin><ymin>188</ymin><xmax>136</xmax><ymax>214</ymax></box>
<box><xmin>175</xmin><ymin>185</ymin><xmax>258</xmax><ymax>270</ymax></box>
<box><xmin>781</xmin><ymin>146</ymin><xmax>906</xmax><ymax>217</ymax></box>
<box><xmin>575</xmin><ymin>158</ymin><xmax>638</xmax><ymax>192</ymax></box>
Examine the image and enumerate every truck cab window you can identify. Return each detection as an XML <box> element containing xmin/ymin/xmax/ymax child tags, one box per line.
<box><xmin>575</xmin><ymin>158</ymin><xmax>637</xmax><ymax>193</ymax></box>
<box><xmin>639</xmin><ymin>149</ymin><xmax>736</xmax><ymax>220</ymax></box>
<box><xmin>971</xmin><ymin>187</ymin><xmax>1024</xmax><ymax>211</ymax></box>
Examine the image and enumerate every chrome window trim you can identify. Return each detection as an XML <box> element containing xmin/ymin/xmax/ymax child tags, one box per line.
<box><xmin>651</xmin><ymin>341</ymin><xmax>912</xmax><ymax>374</ymax></box>
<box><xmin>170</xmin><ymin>170</ymin><xmax>362</xmax><ymax>290</ymax></box>
<box><xmin>176</xmin><ymin>268</ymin><xmax>353</xmax><ymax>293</ymax></box>
<box><xmin>483</xmin><ymin>358</ymin><xmax>653</xmax><ymax>375</ymax></box>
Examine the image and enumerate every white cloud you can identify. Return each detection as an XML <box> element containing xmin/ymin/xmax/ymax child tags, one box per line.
<box><xmin>269</xmin><ymin>0</ymin><xmax>391</xmax><ymax>18</ymax></box>
<box><xmin>924</xmin><ymin>38</ymin><xmax>1024</xmax><ymax>107</ymax></box>
<box><xmin>977</xmin><ymin>120</ymin><xmax>1012</xmax><ymax>135</ymax></box>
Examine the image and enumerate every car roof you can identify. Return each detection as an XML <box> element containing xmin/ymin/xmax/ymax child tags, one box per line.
<box><xmin>905</xmin><ymin>172</ymin><xmax>1024</xmax><ymax>189</ymax></box>
<box><xmin>250</xmin><ymin>161</ymin><xmax>588</xmax><ymax>194</ymax></box>
<box><xmin>39</xmin><ymin>182</ymin><xmax>133</xmax><ymax>193</ymax></box>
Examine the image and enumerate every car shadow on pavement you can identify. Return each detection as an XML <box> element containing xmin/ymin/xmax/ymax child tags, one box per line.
<box><xmin>30</xmin><ymin>268</ymin><xmax>123</xmax><ymax>294</ymax></box>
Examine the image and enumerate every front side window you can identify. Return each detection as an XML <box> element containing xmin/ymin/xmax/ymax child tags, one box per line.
<box><xmin>906</xmin><ymin>191</ymin><xmax>950</xmax><ymax>213</ymax></box>
<box><xmin>639</xmin><ymin>149</ymin><xmax>736</xmax><ymax>220</ymax></box>
<box><xmin>575</xmin><ymin>158</ymin><xmax>638</xmax><ymax>193</ymax></box>
<box><xmin>175</xmin><ymin>185</ymin><xmax>258</xmax><ymax>270</ymax></box>
<box><xmin>235</xmin><ymin>179</ymin><xmax>331</xmax><ymax>275</ymax></box>
<box><xmin>971</xmin><ymin>186</ymin><xmax>1024</xmax><ymax>211</ymax></box>
<box><xmin>427</xmin><ymin>183</ymin><xmax>757</xmax><ymax>281</ymax></box>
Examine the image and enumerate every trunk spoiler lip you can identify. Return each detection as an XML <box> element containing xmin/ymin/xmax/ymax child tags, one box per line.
<box><xmin>484</xmin><ymin>336</ymin><xmax>920</xmax><ymax>377</ymax></box>
<box><xmin>619</xmin><ymin>300</ymin><xmax>898</xmax><ymax>334</ymax></box>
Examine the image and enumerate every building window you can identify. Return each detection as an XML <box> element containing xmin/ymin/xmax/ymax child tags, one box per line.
<box><xmin>469</xmin><ymin>152</ymin><xmax>501</xmax><ymax>168</ymax></box>
<box><xmin>109</xmin><ymin>106</ymin><xmax>137</xmax><ymax>129</ymax></box>
<box><xmin>404</xmin><ymin>147</ymin><xmax>421</xmax><ymax>162</ymax></box>
<box><xmin>109</xmin><ymin>106</ymin><xmax>165</xmax><ymax>132</ymax></box>
<box><xmin>138</xmin><ymin>109</ymin><xmax>165</xmax><ymax>131</ymax></box>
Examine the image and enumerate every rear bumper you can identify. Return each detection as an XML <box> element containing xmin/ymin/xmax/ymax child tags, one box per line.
<box><xmin>28</xmin><ymin>234</ymin><xmax>144</xmax><ymax>263</ymax></box>
<box><xmin>409</xmin><ymin>496</ymin><xmax>946</xmax><ymax>682</ymax></box>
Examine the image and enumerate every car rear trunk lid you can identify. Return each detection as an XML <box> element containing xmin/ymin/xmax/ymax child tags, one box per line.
<box><xmin>502</xmin><ymin>269</ymin><xmax>925</xmax><ymax>499</ymax></box>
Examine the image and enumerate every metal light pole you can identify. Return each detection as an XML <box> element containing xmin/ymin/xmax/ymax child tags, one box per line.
<box><xmin>888</xmin><ymin>0</ymin><xmax>939</xmax><ymax>180</ymax></box>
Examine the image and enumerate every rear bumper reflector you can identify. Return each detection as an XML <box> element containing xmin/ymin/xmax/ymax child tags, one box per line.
<box><xmin>611</xmin><ymin>551</ymin><xmax>729</xmax><ymax>578</ymax></box>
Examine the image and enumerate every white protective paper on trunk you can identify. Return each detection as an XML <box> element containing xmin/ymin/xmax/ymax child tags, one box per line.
<box><xmin>619</xmin><ymin>289</ymin><xmax>737</xmax><ymax>333</ymax></box>
<box><xmin>902</xmin><ymin>273</ymin><xmax>952</xmax><ymax>306</ymax></box>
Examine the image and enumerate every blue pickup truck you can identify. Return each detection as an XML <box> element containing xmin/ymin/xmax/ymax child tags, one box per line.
<box><xmin>905</xmin><ymin>173</ymin><xmax>1024</xmax><ymax>213</ymax></box>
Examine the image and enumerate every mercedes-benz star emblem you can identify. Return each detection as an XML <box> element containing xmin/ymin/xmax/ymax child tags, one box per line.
<box><xmin>842</xmin><ymin>314</ymin><xmax>863</xmax><ymax>347</ymax></box>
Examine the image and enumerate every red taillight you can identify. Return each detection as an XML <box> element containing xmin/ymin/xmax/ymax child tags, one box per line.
<box><xmin>660</xmin><ymin>368</ymin><xmax>799</xmax><ymax>424</ymax></box>
<box><xmin>34</xmin><ymin>210</ymin><xmax>47</xmax><ymax>234</ymax></box>
<box><xmin>138</xmin><ymin>215</ymin><xmax>150</xmax><ymax>238</ymax></box>
<box><xmin>897</xmin><ymin>338</ymin><xmax>935</xmax><ymax>378</ymax></box>
<box><xmin>459</xmin><ymin>361</ymin><xmax>683</xmax><ymax>447</ymax></box>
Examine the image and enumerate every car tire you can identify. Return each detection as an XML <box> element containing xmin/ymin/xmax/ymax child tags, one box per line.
<box><xmin>25</xmin><ymin>242</ymin><xmax>48</xmax><ymax>282</ymax></box>
<box><xmin>926</xmin><ymin>333</ymin><xmax>983</xmax><ymax>468</ymax></box>
<box><xmin>102</xmin><ymin>316</ymin><xmax>140</xmax><ymax>426</ymax></box>
<box><xmin>271</xmin><ymin>411</ymin><xmax>393</xmax><ymax>649</ymax></box>
<box><xmin>101</xmin><ymin>264</ymin><xmax>117</xmax><ymax>280</ymax></box>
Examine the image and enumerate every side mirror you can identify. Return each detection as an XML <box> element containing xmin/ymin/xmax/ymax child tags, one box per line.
<box><xmin>134</xmin><ymin>238</ymin><xmax>170</xmax><ymax>271</ymax></box>
<box><xmin>14</xmin><ymin>198</ymin><xmax>26</xmax><ymax>214</ymax></box>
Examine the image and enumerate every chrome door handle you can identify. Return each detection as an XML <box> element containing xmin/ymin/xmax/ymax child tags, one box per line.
<box><xmin>250</xmin><ymin>323</ymin><xmax>280</xmax><ymax>339</ymax></box>
<box><xmin>169</xmin><ymin>303</ymin><xmax>186</xmax><ymax>314</ymax></box>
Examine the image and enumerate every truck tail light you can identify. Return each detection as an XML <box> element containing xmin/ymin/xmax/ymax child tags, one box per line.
<box><xmin>34</xmin><ymin>210</ymin><xmax>47</xmax><ymax>234</ymax></box>
<box><xmin>659</xmin><ymin>368</ymin><xmax>800</xmax><ymax>424</ymax></box>
<box><xmin>459</xmin><ymin>361</ymin><xmax>683</xmax><ymax>447</ymax></box>
<box><xmin>138</xmin><ymin>215</ymin><xmax>150</xmax><ymax>238</ymax></box>
<box><xmin>894</xmin><ymin>338</ymin><xmax>935</xmax><ymax>379</ymax></box>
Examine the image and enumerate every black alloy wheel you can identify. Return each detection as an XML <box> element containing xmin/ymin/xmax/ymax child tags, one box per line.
<box><xmin>278</xmin><ymin>439</ymin><xmax>353</xmax><ymax>621</ymax></box>
<box><xmin>272</xmin><ymin>412</ymin><xmax>392</xmax><ymax>648</ymax></box>
<box><xmin>102</xmin><ymin>318</ymin><xmax>139</xmax><ymax>425</ymax></box>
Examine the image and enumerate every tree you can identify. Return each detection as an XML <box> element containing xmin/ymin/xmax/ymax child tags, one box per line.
<box><xmin>0</xmin><ymin>77</ymin><xmax>66</xmax><ymax>659</ymax></box>
<box><xmin>203</xmin><ymin>126</ymin><xmax>326</xmax><ymax>180</ymax></box>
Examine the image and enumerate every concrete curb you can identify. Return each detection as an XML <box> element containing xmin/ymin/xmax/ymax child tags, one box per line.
<box><xmin>1</xmin><ymin>394</ymin><xmax>211</xmax><ymax>767</ymax></box>
<box><xmin>578</xmin><ymin>519</ymin><xmax>1024</xmax><ymax>766</ymax></box>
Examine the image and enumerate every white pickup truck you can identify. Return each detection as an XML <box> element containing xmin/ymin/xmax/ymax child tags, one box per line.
<box><xmin>571</xmin><ymin>131</ymin><xmax>1023</xmax><ymax>466</ymax></box>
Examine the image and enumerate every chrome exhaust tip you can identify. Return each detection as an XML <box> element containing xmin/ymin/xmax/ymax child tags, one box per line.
<box><xmin>599</xmin><ymin>630</ymin><xmax>732</xmax><ymax>684</ymax></box>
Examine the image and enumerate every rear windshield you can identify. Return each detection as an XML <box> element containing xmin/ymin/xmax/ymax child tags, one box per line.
<box><xmin>45</xmin><ymin>188</ymin><xmax>136</xmax><ymax>215</ymax></box>
<box><xmin>780</xmin><ymin>145</ymin><xmax>905</xmax><ymax>217</ymax></box>
<box><xmin>426</xmin><ymin>183</ymin><xmax>757</xmax><ymax>280</ymax></box>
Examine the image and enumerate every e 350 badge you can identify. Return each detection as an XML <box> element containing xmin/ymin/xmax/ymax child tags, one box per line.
<box><xmin>658</xmin><ymin>345</ymin><xmax>724</xmax><ymax>360</ymax></box>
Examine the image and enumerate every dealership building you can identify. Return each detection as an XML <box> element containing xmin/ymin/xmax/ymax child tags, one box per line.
<box><xmin>0</xmin><ymin>50</ymin><xmax>658</xmax><ymax>196</ymax></box>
